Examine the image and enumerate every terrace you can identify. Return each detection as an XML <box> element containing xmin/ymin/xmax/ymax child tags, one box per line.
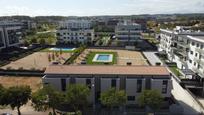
<box><xmin>73</xmin><ymin>48</ymin><xmax>148</xmax><ymax>66</ymax></box>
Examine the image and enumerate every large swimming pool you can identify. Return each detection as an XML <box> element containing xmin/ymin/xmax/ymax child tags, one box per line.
<box><xmin>92</xmin><ymin>54</ymin><xmax>113</xmax><ymax>62</ymax></box>
<box><xmin>49</xmin><ymin>47</ymin><xmax>75</xmax><ymax>51</ymax></box>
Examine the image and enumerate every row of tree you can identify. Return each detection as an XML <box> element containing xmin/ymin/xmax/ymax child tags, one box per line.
<box><xmin>0</xmin><ymin>84</ymin><xmax>164</xmax><ymax>115</ymax></box>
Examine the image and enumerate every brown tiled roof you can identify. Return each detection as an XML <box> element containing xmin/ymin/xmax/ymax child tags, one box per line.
<box><xmin>45</xmin><ymin>65</ymin><xmax>170</xmax><ymax>76</ymax></box>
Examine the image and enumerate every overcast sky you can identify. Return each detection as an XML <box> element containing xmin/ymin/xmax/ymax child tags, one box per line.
<box><xmin>0</xmin><ymin>0</ymin><xmax>204</xmax><ymax>16</ymax></box>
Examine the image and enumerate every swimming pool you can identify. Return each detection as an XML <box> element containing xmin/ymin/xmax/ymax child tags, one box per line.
<box><xmin>92</xmin><ymin>54</ymin><xmax>113</xmax><ymax>62</ymax></box>
<box><xmin>49</xmin><ymin>47</ymin><xmax>75</xmax><ymax>51</ymax></box>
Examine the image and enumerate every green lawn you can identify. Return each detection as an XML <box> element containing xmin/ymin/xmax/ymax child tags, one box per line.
<box><xmin>169</xmin><ymin>66</ymin><xmax>182</xmax><ymax>78</ymax></box>
<box><xmin>86</xmin><ymin>52</ymin><xmax>117</xmax><ymax>65</ymax></box>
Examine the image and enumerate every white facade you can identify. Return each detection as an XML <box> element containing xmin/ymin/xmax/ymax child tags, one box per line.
<box><xmin>57</xmin><ymin>20</ymin><xmax>94</xmax><ymax>44</ymax></box>
<box><xmin>159</xmin><ymin>27</ymin><xmax>204</xmax><ymax>77</ymax></box>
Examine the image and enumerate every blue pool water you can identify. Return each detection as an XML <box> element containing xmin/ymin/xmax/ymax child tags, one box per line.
<box><xmin>97</xmin><ymin>55</ymin><xmax>110</xmax><ymax>61</ymax></box>
<box><xmin>49</xmin><ymin>47</ymin><xmax>75</xmax><ymax>51</ymax></box>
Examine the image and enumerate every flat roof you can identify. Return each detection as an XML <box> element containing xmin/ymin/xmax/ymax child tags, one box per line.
<box><xmin>45</xmin><ymin>65</ymin><xmax>170</xmax><ymax>76</ymax></box>
<box><xmin>188</xmin><ymin>35</ymin><xmax>204</xmax><ymax>43</ymax></box>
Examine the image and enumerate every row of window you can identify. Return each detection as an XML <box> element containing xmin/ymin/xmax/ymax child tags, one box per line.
<box><xmin>191</xmin><ymin>42</ymin><xmax>204</xmax><ymax>49</ymax></box>
<box><xmin>62</xmin><ymin>33</ymin><xmax>86</xmax><ymax>35</ymax></box>
<box><xmin>63</xmin><ymin>37</ymin><xmax>85</xmax><ymax>39</ymax></box>
<box><xmin>127</xmin><ymin>80</ymin><xmax>168</xmax><ymax>101</ymax></box>
<box><xmin>61</xmin><ymin>79</ymin><xmax>168</xmax><ymax>101</ymax></box>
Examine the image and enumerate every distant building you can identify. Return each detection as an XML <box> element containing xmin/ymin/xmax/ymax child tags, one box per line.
<box><xmin>56</xmin><ymin>20</ymin><xmax>95</xmax><ymax>45</ymax></box>
<box><xmin>43</xmin><ymin>65</ymin><xmax>172</xmax><ymax>105</ymax></box>
<box><xmin>159</xmin><ymin>26</ymin><xmax>204</xmax><ymax>78</ymax></box>
<box><xmin>115</xmin><ymin>21</ymin><xmax>142</xmax><ymax>49</ymax></box>
<box><xmin>0</xmin><ymin>21</ymin><xmax>22</xmax><ymax>50</ymax></box>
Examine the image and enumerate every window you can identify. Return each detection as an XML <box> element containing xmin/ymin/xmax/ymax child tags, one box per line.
<box><xmin>127</xmin><ymin>96</ymin><xmax>135</xmax><ymax>101</ymax></box>
<box><xmin>195</xmin><ymin>53</ymin><xmax>198</xmax><ymax>57</ymax></box>
<box><xmin>192</xmin><ymin>42</ymin><xmax>195</xmax><ymax>46</ymax></box>
<box><xmin>137</xmin><ymin>79</ymin><xmax>142</xmax><ymax>93</ymax></box>
<box><xmin>162</xmin><ymin>80</ymin><xmax>168</xmax><ymax>94</ymax></box>
<box><xmin>190</xmin><ymin>51</ymin><xmax>193</xmax><ymax>55</ymax></box>
<box><xmin>194</xmin><ymin>62</ymin><xmax>197</xmax><ymax>66</ymax></box>
<box><xmin>189</xmin><ymin>60</ymin><xmax>192</xmax><ymax>63</ymax></box>
<box><xmin>201</xmin><ymin>45</ymin><xmax>203</xmax><ymax>49</ymax></box>
<box><xmin>86</xmin><ymin>79</ymin><xmax>91</xmax><ymax>89</ymax></box>
<box><xmin>61</xmin><ymin>79</ymin><xmax>66</xmax><ymax>91</ymax></box>
<box><xmin>111</xmin><ymin>79</ymin><xmax>116</xmax><ymax>88</ymax></box>
<box><xmin>197</xmin><ymin>43</ymin><xmax>199</xmax><ymax>47</ymax></box>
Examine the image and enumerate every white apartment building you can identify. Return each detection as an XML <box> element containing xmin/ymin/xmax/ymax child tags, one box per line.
<box><xmin>0</xmin><ymin>23</ymin><xmax>21</xmax><ymax>50</ymax></box>
<box><xmin>43</xmin><ymin>65</ymin><xmax>172</xmax><ymax>105</ymax></box>
<box><xmin>57</xmin><ymin>20</ymin><xmax>94</xmax><ymax>45</ymax></box>
<box><xmin>115</xmin><ymin>21</ymin><xmax>142</xmax><ymax>48</ymax></box>
<box><xmin>159</xmin><ymin>26</ymin><xmax>204</xmax><ymax>78</ymax></box>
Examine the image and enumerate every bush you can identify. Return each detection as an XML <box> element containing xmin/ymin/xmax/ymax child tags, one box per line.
<box><xmin>6</xmin><ymin>67</ymin><xmax>12</xmax><ymax>70</ymax></box>
<box><xmin>18</xmin><ymin>67</ymin><xmax>24</xmax><ymax>70</ymax></box>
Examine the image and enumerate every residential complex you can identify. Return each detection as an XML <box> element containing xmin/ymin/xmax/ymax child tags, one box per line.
<box><xmin>0</xmin><ymin>22</ymin><xmax>22</xmax><ymax>50</ymax></box>
<box><xmin>43</xmin><ymin>65</ymin><xmax>172</xmax><ymax>105</ymax></box>
<box><xmin>159</xmin><ymin>26</ymin><xmax>204</xmax><ymax>78</ymax></box>
<box><xmin>115</xmin><ymin>21</ymin><xmax>142</xmax><ymax>49</ymax></box>
<box><xmin>56</xmin><ymin>20</ymin><xmax>95</xmax><ymax>45</ymax></box>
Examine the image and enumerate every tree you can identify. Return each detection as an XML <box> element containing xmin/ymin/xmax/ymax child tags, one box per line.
<box><xmin>100</xmin><ymin>88</ymin><xmax>126</xmax><ymax>110</ymax></box>
<box><xmin>30</xmin><ymin>37</ymin><xmax>37</xmax><ymax>44</ymax></box>
<box><xmin>0</xmin><ymin>84</ymin><xmax>7</xmax><ymax>106</ymax></box>
<box><xmin>31</xmin><ymin>85</ymin><xmax>64</xmax><ymax>115</ymax></box>
<box><xmin>138</xmin><ymin>90</ymin><xmax>163</xmax><ymax>111</ymax></box>
<box><xmin>39</xmin><ymin>38</ymin><xmax>46</xmax><ymax>45</ymax></box>
<box><xmin>23</xmin><ymin>40</ymin><xmax>30</xmax><ymax>46</ymax></box>
<box><xmin>6</xmin><ymin>86</ymin><xmax>31</xmax><ymax>115</ymax></box>
<box><xmin>65</xmin><ymin>84</ymin><xmax>90</xmax><ymax>112</ymax></box>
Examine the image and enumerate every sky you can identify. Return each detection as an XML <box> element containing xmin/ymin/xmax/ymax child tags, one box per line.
<box><xmin>0</xmin><ymin>0</ymin><xmax>204</xmax><ymax>16</ymax></box>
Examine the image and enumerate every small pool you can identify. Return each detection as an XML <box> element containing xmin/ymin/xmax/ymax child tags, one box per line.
<box><xmin>92</xmin><ymin>54</ymin><xmax>113</xmax><ymax>62</ymax></box>
<box><xmin>49</xmin><ymin>47</ymin><xmax>75</xmax><ymax>51</ymax></box>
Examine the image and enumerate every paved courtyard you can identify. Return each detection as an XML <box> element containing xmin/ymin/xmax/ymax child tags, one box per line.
<box><xmin>1</xmin><ymin>52</ymin><xmax>71</xmax><ymax>70</ymax></box>
<box><xmin>74</xmin><ymin>48</ymin><xmax>148</xmax><ymax>65</ymax></box>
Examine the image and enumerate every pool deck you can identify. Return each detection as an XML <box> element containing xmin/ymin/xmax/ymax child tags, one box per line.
<box><xmin>74</xmin><ymin>49</ymin><xmax>149</xmax><ymax>65</ymax></box>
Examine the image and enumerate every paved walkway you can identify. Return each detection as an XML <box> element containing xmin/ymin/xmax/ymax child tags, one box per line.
<box><xmin>171</xmin><ymin>77</ymin><xmax>204</xmax><ymax>115</ymax></box>
<box><xmin>143</xmin><ymin>52</ymin><xmax>163</xmax><ymax>66</ymax></box>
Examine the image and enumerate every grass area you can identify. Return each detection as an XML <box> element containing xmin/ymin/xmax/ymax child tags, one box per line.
<box><xmin>0</xmin><ymin>76</ymin><xmax>42</xmax><ymax>92</ymax></box>
<box><xmin>86</xmin><ymin>52</ymin><xmax>117</xmax><ymax>65</ymax></box>
<box><xmin>169</xmin><ymin>66</ymin><xmax>182</xmax><ymax>78</ymax></box>
<box><xmin>40</xmin><ymin>47</ymin><xmax>77</xmax><ymax>53</ymax></box>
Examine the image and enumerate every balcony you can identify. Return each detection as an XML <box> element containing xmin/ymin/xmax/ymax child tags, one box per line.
<box><xmin>177</xmin><ymin>41</ymin><xmax>189</xmax><ymax>48</ymax></box>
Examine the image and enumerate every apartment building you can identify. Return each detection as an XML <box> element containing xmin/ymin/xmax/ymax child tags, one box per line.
<box><xmin>0</xmin><ymin>22</ymin><xmax>21</xmax><ymax>50</ymax></box>
<box><xmin>159</xmin><ymin>26</ymin><xmax>204</xmax><ymax>78</ymax></box>
<box><xmin>43</xmin><ymin>65</ymin><xmax>172</xmax><ymax>105</ymax></box>
<box><xmin>56</xmin><ymin>20</ymin><xmax>95</xmax><ymax>45</ymax></box>
<box><xmin>115</xmin><ymin>21</ymin><xmax>142</xmax><ymax>49</ymax></box>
